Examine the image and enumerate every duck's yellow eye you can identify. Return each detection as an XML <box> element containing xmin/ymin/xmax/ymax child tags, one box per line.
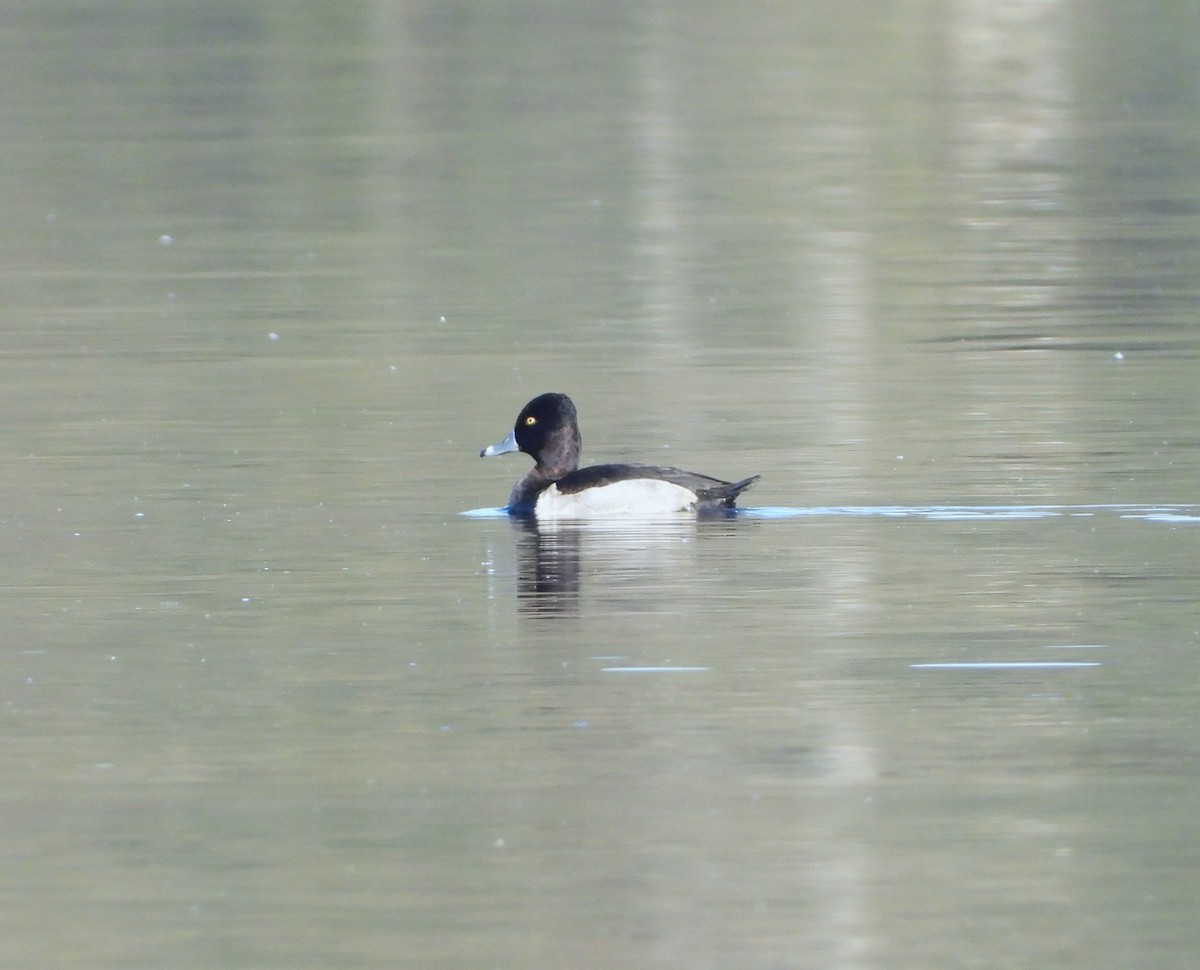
<box><xmin>524</xmin><ymin>416</ymin><xmax>537</xmax><ymax>426</ymax></box>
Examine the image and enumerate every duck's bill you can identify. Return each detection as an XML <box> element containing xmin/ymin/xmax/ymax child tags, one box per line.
<box><xmin>480</xmin><ymin>430</ymin><xmax>519</xmax><ymax>458</ymax></box>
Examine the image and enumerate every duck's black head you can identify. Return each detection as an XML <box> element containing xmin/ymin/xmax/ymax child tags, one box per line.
<box><xmin>480</xmin><ymin>392</ymin><xmax>582</xmax><ymax>474</ymax></box>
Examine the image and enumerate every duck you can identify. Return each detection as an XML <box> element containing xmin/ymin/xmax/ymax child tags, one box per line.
<box><xmin>479</xmin><ymin>392</ymin><xmax>760</xmax><ymax>517</ymax></box>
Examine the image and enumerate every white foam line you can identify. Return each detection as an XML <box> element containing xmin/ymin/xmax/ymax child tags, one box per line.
<box><xmin>910</xmin><ymin>661</ymin><xmax>1101</xmax><ymax>670</ymax></box>
<box><xmin>601</xmin><ymin>666</ymin><xmax>711</xmax><ymax>673</ymax></box>
<box><xmin>743</xmin><ymin>504</ymin><xmax>1200</xmax><ymax>521</ymax></box>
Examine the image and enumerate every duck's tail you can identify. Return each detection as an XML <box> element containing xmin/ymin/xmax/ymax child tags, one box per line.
<box><xmin>702</xmin><ymin>474</ymin><xmax>761</xmax><ymax>509</ymax></box>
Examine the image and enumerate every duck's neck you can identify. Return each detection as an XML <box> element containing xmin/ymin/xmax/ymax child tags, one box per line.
<box><xmin>539</xmin><ymin>422</ymin><xmax>581</xmax><ymax>478</ymax></box>
<box><xmin>508</xmin><ymin>425</ymin><xmax>580</xmax><ymax>511</ymax></box>
<box><xmin>508</xmin><ymin>467</ymin><xmax>552</xmax><ymax>511</ymax></box>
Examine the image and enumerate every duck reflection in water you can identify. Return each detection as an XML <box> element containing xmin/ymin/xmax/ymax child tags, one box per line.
<box><xmin>508</xmin><ymin>514</ymin><xmax>748</xmax><ymax>617</ymax></box>
<box><xmin>513</xmin><ymin>517</ymin><xmax>582</xmax><ymax>615</ymax></box>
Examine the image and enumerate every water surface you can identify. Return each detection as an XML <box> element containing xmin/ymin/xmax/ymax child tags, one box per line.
<box><xmin>4</xmin><ymin>1</ymin><xmax>1200</xmax><ymax>968</ymax></box>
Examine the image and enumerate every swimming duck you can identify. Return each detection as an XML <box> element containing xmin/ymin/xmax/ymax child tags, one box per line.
<box><xmin>480</xmin><ymin>392</ymin><xmax>759</xmax><ymax>516</ymax></box>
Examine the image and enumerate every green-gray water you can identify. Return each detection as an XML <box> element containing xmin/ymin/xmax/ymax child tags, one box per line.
<box><xmin>4</xmin><ymin>2</ymin><xmax>1200</xmax><ymax>967</ymax></box>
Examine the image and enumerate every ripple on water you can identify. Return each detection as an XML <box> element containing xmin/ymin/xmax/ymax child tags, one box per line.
<box><xmin>464</xmin><ymin>504</ymin><xmax>1200</xmax><ymax>522</ymax></box>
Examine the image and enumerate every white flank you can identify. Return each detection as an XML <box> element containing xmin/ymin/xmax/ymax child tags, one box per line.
<box><xmin>535</xmin><ymin>480</ymin><xmax>699</xmax><ymax>518</ymax></box>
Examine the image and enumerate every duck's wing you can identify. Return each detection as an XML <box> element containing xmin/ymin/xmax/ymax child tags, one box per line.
<box><xmin>555</xmin><ymin>464</ymin><xmax>760</xmax><ymax>508</ymax></box>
